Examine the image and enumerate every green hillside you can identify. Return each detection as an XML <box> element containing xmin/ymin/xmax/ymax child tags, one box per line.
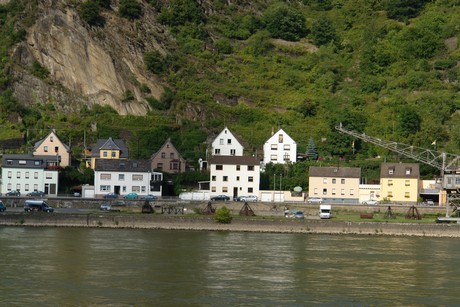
<box><xmin>0</xmin><ymin>0</ymin><xmax>459</xmax><ymax>187</ymax></box>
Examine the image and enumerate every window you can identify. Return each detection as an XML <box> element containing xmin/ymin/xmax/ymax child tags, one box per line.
<box><xmin>222</xmin><ymin>187</ymin><xmax>228</xmax><ymax>192</ymax></box>
<box><xmin>278</xmin><ymin>134</ymin><xmax>283</xmax><ymax>143</ymax></box>
<box><xmin>50</xmin><ymin>136</ymin><xmax>54</xmax><ymax>142</ymax></box>
<box><xmin>161</xmin><ymin>152</ymin><xmax>166</xmax><ymax>158</ymax></box>
<box><xmin>388</xmin><ymin>167</ymin><xmax>394</xmax><ymax>175</ymax></box>
<box><xmin>341</xmin><ymin>189</ymin><xmax>345</xmax><ymax>195</ymax></box>
<box><xmin>350</xmin><ymin>189</ymin><xmax>354</xmax><ymax>196</ymax></box>
<box><xmin>387</xmin><ymin>191</ymin><xmax>393</xmax><ymax>198</ymax></box>
<box><xmin>7</xmin><ymin>171</ymin><xmax>12</xmax><ymax>178</ymax></box>
<box><xmin>25</xmin><ymin>184</ymin><xmax>29</xmax><ymax>191</ymax></box>
<box><xmin>332</xmin><ymin>188</ymin><xmax>336</xmax><ymax>195</ymax></box>
<box><xmin>322</xmin><ymin>188</ymin><xmax>327</xmax><ymax>195</ymax></box>
<box><xmin>248</xmin><ymin>166</ymin><xmax>254</xmax><ymax>171</ymax></box>
<box><xmin>405</xmin><ymin>168</ymin><xmax>412</xmax><ymax>175</ymax></box>
<box><xmin>103</xmin><ymin>151</ymin><xmax>108</xmax><ymax>157</ymax></box>
<box><xmin>17</xmin><ymin>184</ymin><xmax>21</xmax><ymax>191</ymax></box>
<box><xmin>212</xmin><ymin>186</ymin><xmax>216</xmax><ymax>192</ymax></box>
<box><xmin>215</xmin><ymin>149</ymin><xmax>220</xmax><ymax>155</ymax></box>
<box><xmin>248</xmin><ymin>176</ymin><xmax>254</xmax><ymax>182</ymax></box>
<box><xmin>170</xmin><ymin>153</ymin><xmax>174</xmax><ymax>159</ymax></box>
<box><xmin>314</xmin><ymin>188</ymin><xmax>318</xmax><ymax>195</ymax></box>
<box><xmin>405</xmin><ymin>192</ymin><xmax>410</xmax><ymax>198</ymax></box>
<box><xmin>46</xmin><ymin>173</ymin><xmax>52</xmax><ymax>179</ymax></box>
<box><xmin>223</xmin><ymin>176</ymin><xmax>228</xmax><ymax>182</ymax></box>
<box><xmin>119</xmin><ymin>174</ymin><xmax>125</xmax><ymax>181</ymax></box>
<box><xmin>111</xmin><ymin>151</ymin><xmax>116</xmax><ymax>157</ymax></box>
<box><xmin>227</xmin><ymin>139</ymin><xmax>232</xmax><ymax>144</ymax></box>
<box><xmin>100</xmin><ymin>185</ymin><xmax>111</xmax><ymax>191</ymax></box>
<box><xmin>323</xmin><ymin>178</ymin><xmax>327</xmax><ymax>184</ymax></box>
<box><xmin>283</xmin><ymin>153</ymin><xmax>290</xmax><ymax>161</ymax></box>
<box><xmin>34</xmin><ymin>172</ymin><xmax>39</xmax><ymax>179</ymax></box>
<box><xmin>212</xmin><ymin>176</ymin><xmax>216</xmax><ymax>181</ymax></box>
<box><xmin>236</xmin><ymin>176</ymin><xmax>240</xmax><ymax>181</ymax></box>
<box><xmin>405</xmin><ymin>180</ymin><xmax>410</xmax><ymax>187</ymax></box>
<box><xmin>170</xmin><ymin>162</ymin><xmax>179</xmax><ymax>170</ymax></box>
<box><xmin>55</xmin><ymin>146</ymin><xmax>59</xmax><ymax>153</ymax></box>
<box><xmin>283</xmin><ymin>144</ymin><xmax>290</xmax><ymax>150</ymax></box>
<box><xmin>219</xmin><ymin>138</ymin><xmax>224</xmax><ymax>145</ymax></box>
<box><xmin>271</xmin><ymin>144</ymin><xmax>278</xmax><ymax>150</ymax></box>
<box><xmin>16</xmin><ymin>171</ymin><xmax>20</xmax><ymax>178</ymax></box>
<box><xmin>141</xmin><ymin>186</ymin><xmax>146</xmax><ymax>192</ymax></box>
<box><xmin>44</xmin><ymin>146</ymin><xmax>48</xmax><ymax>152</ymax></box>
<box><xmin>100</xmin><ymin>174</ymin><xmax>111</xmax><ymax>180</ymax></box>
<box><xmin>236</xmin><ymin>165</ymin><xmax>240</xmax><ymax>171</ymax></box>
<box><xmin>122</xmin><ymin>186</ymin><xmax>127</xmax><ymax>192</ymax></box>
<box><xmin>6</xmin><ymin>160</ymin><xmax>12</xmax><ymax>165</ymax></box>
<box><xmin>132</xmin><ymin>175</ymin><xmax>143</xmax><ymax>181</ymax></box>
<box><xmin>388</xmin><ymin>179</ymin><xmax>393</xmax><ymax>187</ymax></box>
<box><xmin>332</xmin><ymin>179</ymin><xmax>336</xmax><ymax>184</ymax></box>
<box><xmin>132</xmin><ymin>186</ymin><xmax>141</xmax><ymax>192</ymax></box>
<box><xmin>34</xmin><ymin>161</ymin><xmax>40</xmax><ymax>166</ymax></box>
<box><xmin>7</xmin><ymin>183</ymin><xmax>12</xmax><ymax>190</ymax></box>
<box><xmin>248</xmin><ymin>187</ymin><xmax>253</xmax><ymax>193</ymax></box>
<box><xmin>25</xmin><ymin>172</ymin><xmax>30</xmax><ymax>179</ymax></box>
<box><xmin>341</xmin><ymin>179</ymin><xmax>345</xmax><ymax>184</ymax></box>
<box><xmin>216</xmin><ymin>165</ymin><xmax>223</xmax><ymax>170</ymax></box>
<box><xmin>271</xmin><ymin>155</ymin><xmax>277</xmax><ymax>161</ymax></box>
<box><xmin>157</xmin><ymin>163</ymin><xmax>163</xmax><ymax>170</ymax></box>
<box><xmin>230</xmin><ymin>149</ymin><xmax>236</xmax><ymax>155</ymax></box>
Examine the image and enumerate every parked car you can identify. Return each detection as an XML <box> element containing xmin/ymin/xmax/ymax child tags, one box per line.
<box><xmin>307</xmin><ymin>197</ymin><xmax>323</xmax><ymax>204</ymax></box>
<box><xmin>104</xmin><ymin>192</ymin><xmax>119</xmax><ymax>199</ymax></box>
<box><xmin>239</xmin><ymin>195</ymin><xmax>258</xmax><ymax>202</ymax></box>
<box><xmin>5</xmin><ymin>190</ymin><xmax>20</xmax><ymax>196</ymax></box>
<box><xmin>362</xmin><ymin>199</ymin><xmax>379</xmax><ymax>205</ymax></box>
<box><xmin>123</xmin><ymin>193</ymin><xmax>139</xmax><ymax>199</ymax></box>
<box><xmin>100</xmin><ymin>203</ymin><xmax>111</xmax><ymax>211</ymax></box>
<box><xmin>295</xmin><ymin>211</ymin><xmax>305</xmax><ymax>219</ymax></box>
<box><xmin>0</xmin><ymin>201</ymin><xmax>6</xmax><ymax>212</ymax></box>
<box><xmin>140</xmin><ymin>194</ymin><xmax>157</xmax><ymax>200</ymax></box>
<box><xmin>27</xmin><ymin>191</ymin><xmax>45</xmax><ymax>197</ymax></box>
<box><xmin>24</xmin><ymin>200</ymin><xmax>54</xmax><ymax>212</ymax></box>
<box><xmin>210</xmin><ymin>195</ymin><xmax>230</xmax><ymax>201</ymax></box>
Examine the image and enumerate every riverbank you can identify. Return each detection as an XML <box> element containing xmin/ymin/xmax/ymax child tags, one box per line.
<box><xmin>1</xmin><ymin>212</ymin><xmax>460</xmax><ymax>237</ymax></box>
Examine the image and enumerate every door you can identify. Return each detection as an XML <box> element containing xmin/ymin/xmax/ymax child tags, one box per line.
<box><xmin>233</xmin><ymin>187</ymin><xmax>238</xmax><ymax>200</ymax></box>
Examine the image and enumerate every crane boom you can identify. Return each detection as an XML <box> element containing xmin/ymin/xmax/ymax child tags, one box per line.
<box><xmin>335</xmin><ymin>123</ymin><xmax>460</xmax><ymax>172</ymax></box>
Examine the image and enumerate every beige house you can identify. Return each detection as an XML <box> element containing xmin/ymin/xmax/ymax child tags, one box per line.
<box><xmin>33</xmin><ymin>130</ymin><xmax>71</xmax><ymax>167</ymax></box>
<box><xmin>150</xmin><ymin>138</ymin><xmax>186</xmax><ymax>174</ymax></box>
<box><xmin>380</xmin><ymin>163</ymin><xmax>419</xmax><ymax>205</ymax></box>
<box><xmin>308</xmin><ymin>167</ymin><xmax>361</xmax><ymax>204</ymax></box>
<box><xmin>88</xmin><ymin>137</ymin><xmax>129</xmax><ymax>169</ymax></box>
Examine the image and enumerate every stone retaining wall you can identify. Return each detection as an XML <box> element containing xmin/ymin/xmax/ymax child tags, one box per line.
<box><xmin>1</xmin><ymin>213</ymin><xmax>459</xmax><ymax>237</ymax></box>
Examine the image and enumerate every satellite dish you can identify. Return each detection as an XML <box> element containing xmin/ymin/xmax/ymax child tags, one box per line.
<box><xmin>293</xmin><ymin>186</ymin><xmax>302</xmax><ymax>192</ymax></box>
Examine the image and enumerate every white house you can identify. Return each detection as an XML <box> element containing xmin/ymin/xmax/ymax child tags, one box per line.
<box><xmin>211</xmin><ymin>127</ymin><xmax>244</xmax><ymax>156</ymax></box>
<box><xmin>209</xmin><ymin>155</ymin><xmax>260</xmax><ymax>199</ymax></box>
<box><xmin>94</xmin><ymin>159</ymin><xmax>163</xmax><ymax>198</ymax></box>
<box><xmin>263</xmin><ymin>128</ymin><xmax>297</xmax><ymax>165</ymax></box>
<box><xmin>1</xmin><ymin>154</ymin><xmax>59</xmax><ymax>196</ymax></box>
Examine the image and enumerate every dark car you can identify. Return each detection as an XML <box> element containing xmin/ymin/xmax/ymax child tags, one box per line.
<box><xmin>210</xmin><ymin>195</ymin><xmax>230</xmax><ymax>201</ymax></box>
<box><xmin>104</xmin><ymin>192</ymin><xmax>119</xmax><ymax>199</ymax></box>
<box><xmin>5</xmin><ymin>190</ymin><xmax>20</xmax><ymax>196</ymax></box>
<box><xmin>0</xmin><ymin>201</ymin><xmax>6</xmax><ymax>212</ymax></box>
<box><xmin>140</xmin><ymin>194</ymin><xmax>157</xmax><ymax>201</ymax></box>
<box><xmin>27</xmin><ymin>191</ymin><xmax>45</xmax><ymax>197</ymax></box>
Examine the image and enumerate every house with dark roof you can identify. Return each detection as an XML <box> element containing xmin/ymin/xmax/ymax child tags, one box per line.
<box><xmin>88</xmin><ymin>137</ymin><xmax>129</xmax><ymax>169</ymax></box>
<box><xmin>33</xmin><ymin>130</ymin><xmax>71</xmax><ymax>167</ymax></box>
<box><xmin>94</xmin><ymin>159</ymin><xmax>163</xmax><ymax>198</ymax></box>
<box><xmin>209</xmin><ymin>155</ymin><xmax>260</xmax><ymax>200</ymax></box>
<box><xmin>150</xmin><ymin>138</ymin><xmax>186</xmax><ymax>174</ymax></box>
<box><xmin>308</xmin><ymin>166</ymin><xmax>361</xmax><ymax>203</ymax></box>
<box><xmin>380</xmin><ymin>163</ymin><xmax>419</xmax><ymax>205</ymax></box>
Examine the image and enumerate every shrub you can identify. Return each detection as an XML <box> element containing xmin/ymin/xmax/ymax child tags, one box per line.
<box><xmin>215</xmin><ymin>206</ymin><xmax>232</xmax><ymax>224</ymax></box>
<box><xmin>119</xmin><ymin>0</ymin><xmax>142</xmax><ymax>20</ymax></box>
<box><xmin>262</xmin><ymin>3</ymin><xmax>307</xmax><ymax>41</ymax></box>
<box><xmin>78</xmin><ymin>1</ymin><xmax>104</xmax><ymax>26</ymax></box>
<box><xmin>31</xmin><ymin>61</ymin><xmax>49</xmax><ymax>79</ymax></box>
<box><xmin>144</xmin><ymin>51</ymin><xmax>164</xmax><ymax>74</ymax></box>
<box><xmin>158</xmin><ymin>0</ymin><xmax>204</xmax><ymax>27</ymax></box>
<box><xmin>214</xmin><ymin>38</ymin><xmax>232</xmax><ymax>54</ymax></box>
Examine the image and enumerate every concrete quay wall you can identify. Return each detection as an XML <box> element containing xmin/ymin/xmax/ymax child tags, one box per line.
<box><xmin>1</xmin><ymin>213</ymin><xmax>459</xmax><ymax>237</ymax></box>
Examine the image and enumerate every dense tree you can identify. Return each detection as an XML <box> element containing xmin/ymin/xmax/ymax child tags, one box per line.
<box><xmin>78</xmin><ymin>1</ymin><xmax>104</xmax><ymax>26</ymax></box>
<box><xmin>158</xmin><ymin>0</ymin><xmax>204</xmax><ymax>26</ymax></box>
<box><xmin>261</xmin><ymin>3</ymin><xmax>307</xmax><ymax>41</ymax></box>
<box><xmin>311</xmin><ymin>17</ymin><xmax>337</xmax><ymax>46</ymax></box>
<box><xmin>144</xmin><ymin>51</ymin><xmax>165</xmax><ymax>74</ymax></box>
<box><xmin>306</xmin><ymin>138</ymin><xmax>318</xmax><ymax>160</ymax></box>
<box><xmin>119</xmin><ymin>0</ymin><xmax>142</xmax><ymax>20</ymax></box>
<box><xmin>385</xmin><ymin>0</ymin><xmax>430</xmax><ymax>21</ymax></box>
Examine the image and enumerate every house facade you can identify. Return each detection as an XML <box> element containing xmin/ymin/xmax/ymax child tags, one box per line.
<box><xmin>150</xmin><ymin>138</ymin><xmax>186</xmax><ymax>173</ymax></box>
<box><xmin>209</xmin><ymin>155</ymin><xmax>260</xmax><ymax>199</ymax></box>
<box><xmin>88</xmin><ymin>137</ymin><xmax>129</xmax><ymax>169</ymax></box>
<box><xmin>33</xmin><ymin>130</ymin><xmax>71</xmax><ymax>167</ymax></box>
<box><xmin>211</xmin><ymin>127</ymin><xmax>244</xmax><ymax>156</ymax></box>
<box><xmin>380</xmin><ymin>163</ymin><xmax>419</xmax><ymax>204</ymax></box>
<box><xmin>263</xmin><ymin>128</ymin><xmax>297</xmax><ymax>165</ymax></box>
<box><xmin>1</xmin><ymin>154</ymin><xmax>59</xmax><ymax>196</ymax></box>
<box><xmin>94</xmin><ymin>159</ymin><xmax>162</xmax><ymax>198</ymax></box>
<box><xmin>308</xmin><ymin>167</ymin><xmax>361</xmax><ymax>203</ymax></box>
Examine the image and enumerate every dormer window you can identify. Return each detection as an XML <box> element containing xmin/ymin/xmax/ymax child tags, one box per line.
<box><xmin>405</xmin><ymin>168</ymin><xmax>412</xmax><ymax>175</ymax></box>
<box><xmin>388</xmin><ymin>167</ymin><xmax>394</xmax><ymax>175</ymax></box>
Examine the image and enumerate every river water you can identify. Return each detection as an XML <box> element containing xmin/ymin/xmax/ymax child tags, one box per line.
<box><xmin>0</xmin><ymin>227</ymin><xmax>459</xmax><ymax>306</ymax></box>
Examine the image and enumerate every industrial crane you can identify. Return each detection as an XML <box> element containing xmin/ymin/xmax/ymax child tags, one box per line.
<box><xmin>335</xmin><ymin>123</ymin><xmax>460</xmax><ymax>217</ymax></box>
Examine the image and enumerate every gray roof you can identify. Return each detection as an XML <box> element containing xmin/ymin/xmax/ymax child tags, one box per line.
<box><xmin>209</xmin><ymin>155</ymin><xmax>260</xmax><ymax>166</ymax></box>
<box><xmin>380</xmin><ymin>163</ymin><xmax>419</xmax><ymax>179</ymax></box>
<box><xmin>2</xmin><ymin>154</ymin><xmax>59</xmax><ymax>169</ymax></box>
<box><xmin>91</xmin><ymin>137</ymin><xmax>129</xmax><ymax>158</ymax></box>
<box><xmin>309</xmin><ymin>166</ymin><xmax>361</xmax><ymax>178</ymax></box>
<box><xmin>94</xmin><ymin>159</ymin><xmax>151</xmax><ymax>172</ymax></box>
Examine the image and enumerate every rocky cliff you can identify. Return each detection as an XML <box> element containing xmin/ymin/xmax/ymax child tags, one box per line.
<box><xmin>10</xmin><ymin>0</ymin><xmax>166</xmax><ymax>115</ymax></box>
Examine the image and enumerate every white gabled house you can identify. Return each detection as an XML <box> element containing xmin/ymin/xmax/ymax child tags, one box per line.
<box><xmin>209</xmin><ymin>155</ymin><xmax>260</xmax><ymax>199</ymax></box>
<box><xmin>211</xmin><ymin>127</ymin><xmax>244</xmax><ymax>156</ymax></box>
<box><xmin>1</xmin><ymin>154</ymin><xmax>59</xmax><ymax>196</ymax></box>
<box><xmin>263</xmin><ymin>128</ymin><xmax>297</xmax><ymax>165</ymax></box>
<box><xmin>94</xmin><ymin>159</ymin><xmax>162</xmax><ymax>198</ymax></box>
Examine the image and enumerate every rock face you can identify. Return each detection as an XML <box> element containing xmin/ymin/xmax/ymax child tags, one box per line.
<box><xmin>10</xmin><ymin>1</ymin><xmax>166</xmax><ymax>115</ymax></box>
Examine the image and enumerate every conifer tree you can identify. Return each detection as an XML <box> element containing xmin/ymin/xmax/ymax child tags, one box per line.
<box><xmin>306</xmin><ymin>137</ymin><xmax>318</xmax><ymax>160</ymax></box>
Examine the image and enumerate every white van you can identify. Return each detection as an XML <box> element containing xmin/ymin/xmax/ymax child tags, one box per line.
<box><xmin>319</xmin><ymin>204</ymin><xmax>332</xmax><ymax>219</ymax></box>
<box><xmin>24</xmin><ymin>200</ymin><xmax>54</xmax><ymax>213</ymax></box>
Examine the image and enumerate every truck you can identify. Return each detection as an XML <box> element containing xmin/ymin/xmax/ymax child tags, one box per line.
<box><xmin>319</xmin><ymin>204</ymin><xmax>332</xmax><ymax>219</ymax></box>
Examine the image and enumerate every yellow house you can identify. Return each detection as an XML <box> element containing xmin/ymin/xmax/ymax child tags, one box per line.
<box><xmin>380</xmin><ymin>163</ymin><xmax>419</xmax><ymax>205</ymax></box>
<box><xmin>33</xmin><ymin>130</ymin><xmax>71</xmax><ymax>167</ymax></box>
<box><xmin>88</xmin><ymin>137</ymin><xmax>129</xmax><ymax>169</ymax></box>
<box><xmin>308</xmin><ymin>167</ymin><xmax>361</xmax><ymax>204</ymax></box>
